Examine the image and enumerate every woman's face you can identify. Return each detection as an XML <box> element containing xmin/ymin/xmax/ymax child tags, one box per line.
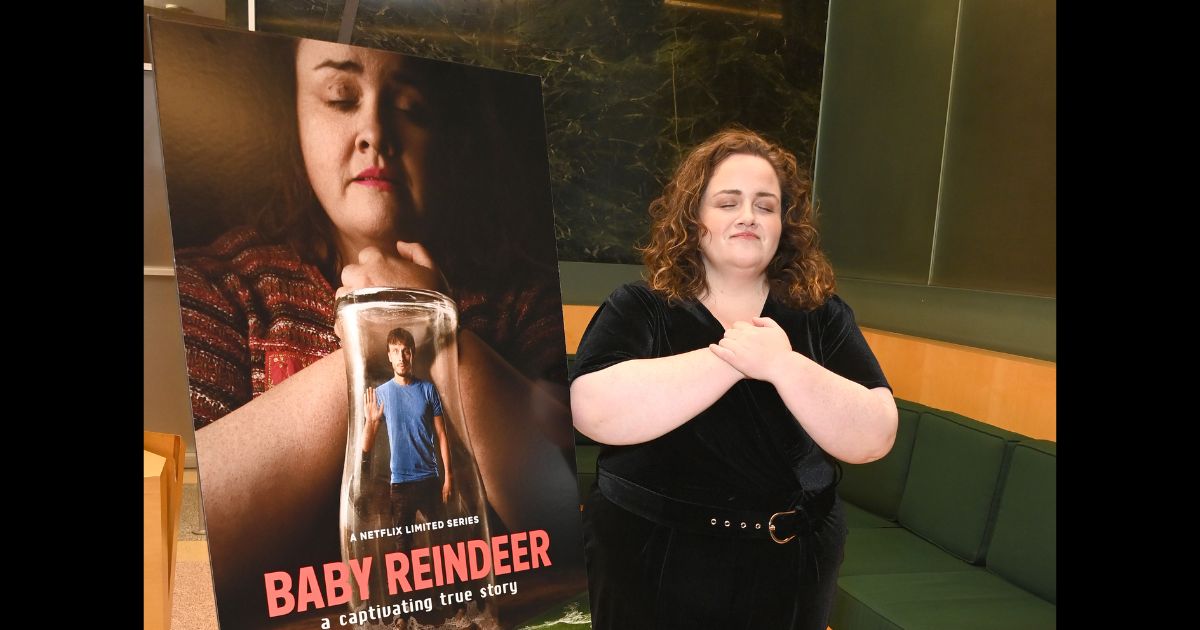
<box><xmin>295</xmin><ymin>40</ymin><xmax>436</xmax><ymax>250</ymax></box>
<box><xmin>698</xmin><ymin>153</ymin><xmax>783</xmax><ymax>277</ymax></box>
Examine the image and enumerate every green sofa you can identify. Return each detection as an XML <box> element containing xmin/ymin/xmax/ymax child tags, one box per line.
<box><xmin>572</xmin><ymin>398</ymin><xmax>1056</xmax><ymax>629</ymax></box>
<box><xmin>833</xmin><ymin>399</ymin><xmax>1056</xmax><ymax>629</ymax></box>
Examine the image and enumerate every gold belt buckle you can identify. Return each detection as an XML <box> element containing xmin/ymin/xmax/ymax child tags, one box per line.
<box><xmin>768</xmin><ymin>509</ymin><xmax>797</xmax><ymax>544</ymax></box>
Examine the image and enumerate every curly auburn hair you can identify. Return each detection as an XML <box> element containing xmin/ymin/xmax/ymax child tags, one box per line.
<box><xmin>640</xmin><ymin>125</ymin><xmax>836</xmax><ymax>310</ymax></box>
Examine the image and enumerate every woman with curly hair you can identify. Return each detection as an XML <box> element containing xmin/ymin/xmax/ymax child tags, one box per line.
<box><xmin>570</xmin><ymin>126</ymin><xmax>898</xmax><ymax>629</ymax></box>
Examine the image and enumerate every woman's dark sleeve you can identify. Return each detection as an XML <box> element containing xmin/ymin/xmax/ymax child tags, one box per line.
<box><xmin>817</xmin><ymin>295</ymin><xmax>891</xmax><ymax>391</ymax></box>
<box><xmin>569</xmin><ymin>283</ymin><xmax>661</xmax><ymax>385</ymax></box>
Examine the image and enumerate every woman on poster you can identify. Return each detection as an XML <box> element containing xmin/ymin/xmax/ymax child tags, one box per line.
<box><xmin>170</xmin><ymin>34</ymin><xmax>584</xmax><ymax>624</ymax></box>
<box><xmin>570</xmin><ymin>127</ymin><xmax>898</xmax><ymax>629</ymax></box>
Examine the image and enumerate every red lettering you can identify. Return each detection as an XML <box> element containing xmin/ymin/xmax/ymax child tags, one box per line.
<box><xmin>385</xmin><ymin>551</ymin><xmax>413</xmax><ymax>594</ymax></box>
<box><xmin>323</xmin><ymin>563</ymin><xmax>350</xmax><ymax>606</ymax></box>
<box><xmin>442</xmin><ymin>542</ymin><xmax>468</xmax><ymax>585</ymax></box>
<box><xmin>509</xmin><ymin>532</ymin><xmax>530</xmax><ymax>572</ymax></box>
<box><xmin>411</xmin><ymin>548</ymin><xmax>434</xmax><ymax>590</ymax></box>
<box><xmin>491</xmin><ymin>535</ymin><xmax>511</xmax><ymax>576</ymax></box>
<box><xmin>348</xmin><ymin>557</ymin><xmax>372</xmax><ymax>601</ymax></box>
<box><xmin>296</xmin><ymin>566</ymin><xmax>325</xmax><ymax>612</ymax></box>
<box><xmin>264</xmin><ymin>571</ymin><xmax>294</xmax><ymax>617</ymax></box>
<box><xmin>468</xmin><ymin>539</ymin><xmax>491</xmax><ymax>580</ymax></box>
<box><xmin>432</xmin><ymin>544</ymin><xmax>444</xmax><ymax>586</ymax></box>
<box><xmin>530</xmin><ymin>529</ymin><xmax>552</xmax><ymax>568</ymax></box>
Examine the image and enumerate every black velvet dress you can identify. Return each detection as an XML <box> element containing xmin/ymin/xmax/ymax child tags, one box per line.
<box><xmin>570</xmin><ymin>282</ymin><xmax>891</xmax><ymax>630</ymax></box>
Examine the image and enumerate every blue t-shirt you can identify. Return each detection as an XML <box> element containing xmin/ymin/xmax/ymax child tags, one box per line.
<box><xmin>375</xmin><ymin>378</ymin><xmax>444</xmax><ymax>483</ymax></box>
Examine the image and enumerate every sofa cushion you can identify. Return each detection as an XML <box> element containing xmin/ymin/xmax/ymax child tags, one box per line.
<box><xmin>832</xmin><ymin>570</ymin><xmax>1057</xmax><ymax>630</ymax></box>
<box><xmin>986</xmin><ymin>440</ymin><xmax>1056</xmax><ymax>603</ymax></box>
<box><xmin>843</xmin><ymin>501</ymin><xmax>901</xmax><ymax>529</ymax></box>
<box><xmin>839</xmin><ymin>399</ymin><xmax>925</xmax><ymax>520</ymax></box>
<box><xmin>838</xmin><ymin>528</ymin><xmax>972</xmax><ymax>576</ymax></box>
<box><xmin>898</xmin><ymin>410</ymin><xmax>1020</xmax><ymax>563</ymax></box>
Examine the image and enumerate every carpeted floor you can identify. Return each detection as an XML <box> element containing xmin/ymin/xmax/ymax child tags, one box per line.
<box><xmin>177</xmin><ymin>481</ymin><xmax>207</xmax><ymax>541</ymax></box>
<box><xmin>172</xmin><ymin>559</ymin><xmax>218</xmax><ymax>630</ymax></box>
<box><xmin>171</xmin><ymin>474</ymin><xmax>219</xmax><ymax>630</ymax></box>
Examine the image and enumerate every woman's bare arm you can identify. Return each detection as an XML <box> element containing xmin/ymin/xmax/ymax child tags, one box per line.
<box><xmin>570</xmin><ymin>348</ymin><xmax>744</xmax><ymax>445</ymax></box>
<box><xmin>194</xmin><ymin>350</ymin><xmax>349</xmax><ymax>587</ymax></box>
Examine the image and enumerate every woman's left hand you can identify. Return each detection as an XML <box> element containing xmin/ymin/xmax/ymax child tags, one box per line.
<box><xmin>709</xmin><ymin>317</ymin><xmax>795</xmax><ymax>383</ymax></box>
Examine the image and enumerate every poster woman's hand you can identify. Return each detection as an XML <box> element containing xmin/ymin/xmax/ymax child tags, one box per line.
<box><xmin>337</xmin><ymin>240</ymin><xmax>449</xmax><ymax>297</ymax></box>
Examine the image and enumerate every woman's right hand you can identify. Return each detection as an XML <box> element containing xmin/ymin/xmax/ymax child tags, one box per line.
<box><xmin>336</xmin><ymin>240</ymin><xmax>449</xmax><ymax>298</ymax></box>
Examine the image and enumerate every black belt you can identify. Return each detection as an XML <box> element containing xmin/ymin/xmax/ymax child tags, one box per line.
<box><xmin>597</xmin><ymin>468</ymin><xmax>837</xmax><ymax>544</ymax></box>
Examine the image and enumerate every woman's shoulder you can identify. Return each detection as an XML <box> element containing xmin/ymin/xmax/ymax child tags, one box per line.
<box><xmin>175</xmin><ymin>225</ymin><xmax>305</xmax><ymax>274</ymax></box>
<box><xmin>174</xmin><ymin>225</ymin><xmax>333</xmax><ymax>317</ymax></box>
<box><xmin>819</xmin><ymin>294</ymin><xmax>860</xmax><ymax>322</ymax></box>
<box><xmin>813</xmin><ymin>293</ymin><xmax>854</xmax><ymax>315</ymax></box>
<box><xmin>604</xmin><ymin>281</ymin><xmax>665</xmax><ymax>307</ymax></box>
<box><xmin>806</xmin><ymin>294</ymin><xmax>869</xmax><ymax>345</ymax></box>
<box><xmin>769</xmin><ymin>292</ymin><xmax>858</xmax><ymax>329</ymax></box>
<box><xmin>776</xmin><ymin>292</ymin><xmax>854</xmax><ymax>315</ymax></box>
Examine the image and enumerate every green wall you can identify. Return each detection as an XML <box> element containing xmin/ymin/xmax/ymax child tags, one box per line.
<box><xmin>808</xmin><ymin>0</ymin><xmax>1056</xmax><ymax>359</ymax></box>
<box><xmin>813</xmin><ymin>0</ymin><xmax>959</xmax><ymax>285</ymax></box>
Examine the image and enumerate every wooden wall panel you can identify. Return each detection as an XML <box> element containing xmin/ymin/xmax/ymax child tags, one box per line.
<box><xmin>860</xmin><ymin>327</ymin><xmax>1055</xmax><ymax>440</ymax></box>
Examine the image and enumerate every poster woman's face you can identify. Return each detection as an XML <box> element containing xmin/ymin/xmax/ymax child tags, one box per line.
<box><xmin>295</xmin><ymin>40</ymin><xmax>435</xmax><ymax>248</ymax></box>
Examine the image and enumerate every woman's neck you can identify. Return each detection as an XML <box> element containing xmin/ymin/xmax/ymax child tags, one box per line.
<box><xmin>699</xmin><ymin>266</ymin><xmax>770</xmax><ymax>329</ymax></box>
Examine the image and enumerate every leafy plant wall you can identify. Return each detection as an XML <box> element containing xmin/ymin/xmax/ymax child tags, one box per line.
<box><xmin>256</xmin><ymin>0</ymin><xmax>829</xmax><ymax>263</ymax></box>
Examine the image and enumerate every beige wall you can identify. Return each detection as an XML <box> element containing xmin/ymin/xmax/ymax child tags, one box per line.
<box><xmin>145</xmin><ymin>68</ymin><xmax>198</xmax><ymax>463</ymax></box>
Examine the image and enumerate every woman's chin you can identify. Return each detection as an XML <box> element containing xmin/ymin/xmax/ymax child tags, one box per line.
<box><xmin>335</xmin><ymin>219</ymin><xmax>424</xmax><ymax>248</ymax></box>
<box><xmin>712</xmin><ymin>258</ymin><xmax>771</xmax><ymax>276</ymax></box>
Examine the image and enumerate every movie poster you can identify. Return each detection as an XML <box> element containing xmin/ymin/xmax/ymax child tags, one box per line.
<box><xmin>148</xmin><ymin>20</ymin><xmax>590</xmax><ymax>629</ymax></box>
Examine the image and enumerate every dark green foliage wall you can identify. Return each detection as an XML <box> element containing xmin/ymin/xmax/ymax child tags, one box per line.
<box><xmin>257</xmin><ymin>0</ymin><xmax>830</xmax><ymax>263</ymax></box>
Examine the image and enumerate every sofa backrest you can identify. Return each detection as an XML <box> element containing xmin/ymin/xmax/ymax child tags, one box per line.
<box><xmin>898</xmin><ymin>409</ymin><xmax>1021</xmax><ymax>563</ymax></box>
<box><xmin>985</xmin><ymin>439</ymin><xmax>1056</xmax><ymax>603</ymax></box>
<box><xmin>838</xmin><ymin>398</ymin><xmax>926</xmax><ymax>520</ymax></box>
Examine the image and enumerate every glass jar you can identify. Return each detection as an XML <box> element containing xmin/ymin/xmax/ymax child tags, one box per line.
<box><xmin>335</xmin><ymin>287</ymin><xmax>496</xmax><ymax>628</ymax></box>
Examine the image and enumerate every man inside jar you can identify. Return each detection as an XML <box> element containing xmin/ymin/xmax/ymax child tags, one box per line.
<box><xmin>362</xmin><ymin>326</ymin><xmax>452</xmax><ymax>546</ymax></box>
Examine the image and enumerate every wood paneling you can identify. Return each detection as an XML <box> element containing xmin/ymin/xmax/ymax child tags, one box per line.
<box><xmin>563</xmin><ymin>304</ymin><xmax>598</xmax><ymax>355</ymax></box>
<box><xmin>859</xmin><ymin>327</ymin><xmax>1054</xmax><ymax>440</ymax></box>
